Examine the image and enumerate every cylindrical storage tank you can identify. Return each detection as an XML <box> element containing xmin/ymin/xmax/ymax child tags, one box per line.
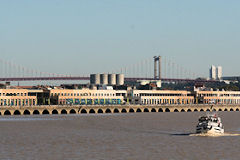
<box><xmin>116</xmin><ymin>74</ymin><xmax>124</xmax><ymax>85</ymax></box>
<box><xmin>100</xmin><ymin>74</ymin><xmax>108</xmax><ymax>85</ymax></box>
<box><xmin>90</xmin><ymin>74</ymin><xmax>100</xmax><ymax>85</ymax></box>
<box><xmin>95</xmin><ymin>74</ymin><xmax>100</xmax><ymax>85</ymax></box>
<box><xmin>90</xmin><ymin>74</ymin><xmax>95</xmax><ymax>84</ymax></box>
<box><xmin>108</xmin><ymin>74</ymin><xmax>116</xmax><ymax>85</ymax></box>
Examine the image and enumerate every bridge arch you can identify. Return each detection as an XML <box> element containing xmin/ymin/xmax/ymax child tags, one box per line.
<box><xmin>114</xmin><ymin>108</ymin><xmax>119</xmax><ymax>113</ymax></box>
<box><xmin>70</xmin><ymin>109</ymin><xmax>76</xmax><ymax>114</ymax></box>
<box><xmin>121</xmin><ymin>108</ymin><xmax>127</xmax><ymax>113</ymax></box>
<box><xmin>151</xmin><ymin>108</ymin><xmax>156</xmax><ymax>112</ymax></box>
<box><xmin>42</xmin><ymin>110</ymin><xmax>49</xmax><ymax>115</ymax></box>
<box><xmin>224</xmin><ymin>108</ymin><xmax>228</xmax><ymax>112</ymax></box>
<box><xmin>105</xmin><ymin>108</ymin><xmax>111</xmax><ymax>113</ymax></box>
<box><xmin>187</xmin><ymin>109</ymin><xmax>192</xmax><ymax>112</ymax></box>
<box><xmin>23</xmin><ymin>110</ymin><xmax>30</xmax><ymax>115</ymax></box>
<box><xmin>165</xmin><ymin>108</ymin><xmax>170</xmax><ymax>112</ymax></box>
<box><xmin>181</xmin><ymin>109</ymin><xmax>185</xmax><ymax>112</ymax></box>
<box><xmin>194</xmin><ymin>109</ymin><xmax>198</xmax><ymax>112</ymax></box>
<box><xmin>89</xmin><ymin>109</ymin><xmax>95</xmax><ymax>114</ymax></box>
<box><xmin>97</xmin><ymin>109</ymin><xmax>103</xmax><ymax>114</ymax></box>
<box><xmin>230</xmin><ymin>108</ymin><xmax>234</xmax><ymax>112</ymax></box>
<box><xmin>52</xmin><ymin>109</ymin><xmax>58</xmax><ymax>114</ymax></box>
<box><xmin>136</xmin><ymin>108</ymin><xmax>142</xmax><ymax>112</ymax></box>
<box><xmin>4</xmin><ymin>110</ymin><xmax>11</xmax><ymax>116</ymax></box>
<box><xmin>200</xmin><ymin>109</ymin><xmax>204</xmax><ymax>112</ymax></box>
<box><xmin>218</xmin><ymin>108</ymin><xmax>222</xmax><ymax>112</ymax></box>
<box><xmin>33</xmin><ymin>110</ymin><xmax>40</xmax><ymax>115</ymax></box>
<box><xmin>14</xmin><ymin>110</ymin><xmax>21</xmax><ymax>115</ymax></box>
<box><xmin>236</xmin><ymin>108</ymin><xmax>239</xmax><ymax>111</ymax></box>
<box><xmin>144</xmin><ymin>108</ymin><xmax>149</xmax><ymax>112</ymax></box>
<box><xmin>206</xmin><ymin>109</ymin><xmax>210</xmax><ymax>112</ymax></box>
<box><xmin>81</xmin><ymin>109</ymin><xmax>87</xmax><ymax>114</ymax></box>
<box><xmin>158</xmin><ymin>108</ymin><xmax>163</xmax><ymax>112</ymax></box>
<box><xmin>174</xmin><ymin>109</ymin><xmax>179</xmax><ymax>112</ymax></box>
<box><xmin>129</xmin><ymin>108</ymin><xmax>134</xmax><ymax>113</ymax></box>
<box><xmin>61</xmin><ymin>109</ymin><xmax>67</xmax><ymax>114</ymax></box>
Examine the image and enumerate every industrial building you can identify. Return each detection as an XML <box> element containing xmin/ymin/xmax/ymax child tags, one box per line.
<box><xmin>90</xmin><ymin>73</ymin><xmax>124</xmax><ymax>86</ymax></box>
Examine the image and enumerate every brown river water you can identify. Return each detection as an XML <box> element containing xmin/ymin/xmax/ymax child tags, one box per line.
<box><xmin>0</xmin><ymin>112</ymin><xmax>239</xmax><ymax>160</ymax></box>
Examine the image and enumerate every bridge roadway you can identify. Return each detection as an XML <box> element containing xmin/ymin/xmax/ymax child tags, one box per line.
<box><xmin>0</xmin><ymin>104</ymin><xmax>239</xmax><ymax>116</ymax></box>
<box><xmin>0</xmin><ymin>76</ymin><xmax>217</xmax><ymax>83</ymax></box>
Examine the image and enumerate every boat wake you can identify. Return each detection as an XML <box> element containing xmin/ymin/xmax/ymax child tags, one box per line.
<box><xmin>190</xmin><ymin>132</ymin><xmax>240</xmax><ymax>137</ymax></box>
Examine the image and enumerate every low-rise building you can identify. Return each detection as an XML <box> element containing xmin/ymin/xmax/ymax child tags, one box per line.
<box><xmin>128</xmin><ymin>90</ymin><xmax>194</xmax><ymax>105</ymax></box>
<box><xmin>50</xmin><ymin>88</ymin><xmax>127</xmax><ymax>105</ymax></box>
<box><xmin>0</xmin><ymin>89</ymin><xmax>40</xmax><ymax>106</ymax></box>
<box><xmin>196</xmin><ymin>90</ymin><xmax>240</xmax><ymax>104</ymax></box>
<box><xmin>1</xmin><ymin>87</ymin><xmax>240</xmax><ymax>107</ymax></box>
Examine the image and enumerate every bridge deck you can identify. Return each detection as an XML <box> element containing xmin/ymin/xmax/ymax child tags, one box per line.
<box><xmin>0</xmin><ymin>77</ymin><xmax>217</xmax><ymax>83</ymax></box>
<box><xmin>0</xmin><ymin>104</ymin><xmax>239</xmax><ymax>116</ymax></box>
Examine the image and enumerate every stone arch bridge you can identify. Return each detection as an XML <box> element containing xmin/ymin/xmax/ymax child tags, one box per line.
<box><xmin>0</xmin><ymin>105</ymin><xmax>239</xmax><ymax>116</ymax></box>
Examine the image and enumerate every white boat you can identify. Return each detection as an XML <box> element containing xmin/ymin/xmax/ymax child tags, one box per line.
<box><xmin>196</xmin><ymin>112</ymin><xmax>224</xmax><ymax>134</ymax></box>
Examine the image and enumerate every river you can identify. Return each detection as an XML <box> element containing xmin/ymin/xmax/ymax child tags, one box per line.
<box><xmin>0</xmin><ymin>112</ymin><xmax>239</xmax><ymax>160</ymax></box>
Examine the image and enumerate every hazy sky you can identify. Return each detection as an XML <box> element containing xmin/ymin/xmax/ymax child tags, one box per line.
<box><xmin>0</xmin><ymin>0</ymin><xmax>240</xmax><ymax>78</ymax></box>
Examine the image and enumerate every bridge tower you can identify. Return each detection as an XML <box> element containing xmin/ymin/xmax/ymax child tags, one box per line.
<box><xmin>154</xmin><ymin>56</ymin><xmax>161</xmax><ymax>80</ymax></box>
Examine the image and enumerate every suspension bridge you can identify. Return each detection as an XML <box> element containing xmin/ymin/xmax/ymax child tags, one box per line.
<box><xmin>0</xmin><ymin>56</ymin><xmax>215</xmax><ymax>83</ymax></box>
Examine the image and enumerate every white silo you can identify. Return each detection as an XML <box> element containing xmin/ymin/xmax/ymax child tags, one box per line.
<box><xmin>90</xmin><ymin>74</ymin><xmax>100</xmax><ymax>85</ymax></box>
<box><xmin>116</xmin><ymin>74</ymin><xmax>124</xmax><ymax>85</ymax></box>
<box><xmin>100</xmin><ymin>73</ymin><xmax>108</xmax><ymax>85</ymax></box>
<box><xmin>95</xmin><ymin>74</ymin><xmax>100</xmax><ymax>85</ymax></box>
<box><xmin>108</xmin><ymin>74</ymin><xmax>116</xmax><ymax>85</ymax></box>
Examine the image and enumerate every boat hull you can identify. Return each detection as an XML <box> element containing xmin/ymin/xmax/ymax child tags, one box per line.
<box><xmin>196</xmin><ymin>126</ymin><xmax>224</xmax><ymax>134</ymax></box>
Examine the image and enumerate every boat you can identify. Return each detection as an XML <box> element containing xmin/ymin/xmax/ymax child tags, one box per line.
<box><xmin>196</xmin><ymin>112</ymin><xmax>224</xmax><ymax>134</ymax></box>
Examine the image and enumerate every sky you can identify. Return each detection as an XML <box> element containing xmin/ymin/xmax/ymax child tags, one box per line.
<box><xmin>0</xmin><ymin>0</ymin><xmax>240</xmax><ymax>78</ymax></box>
